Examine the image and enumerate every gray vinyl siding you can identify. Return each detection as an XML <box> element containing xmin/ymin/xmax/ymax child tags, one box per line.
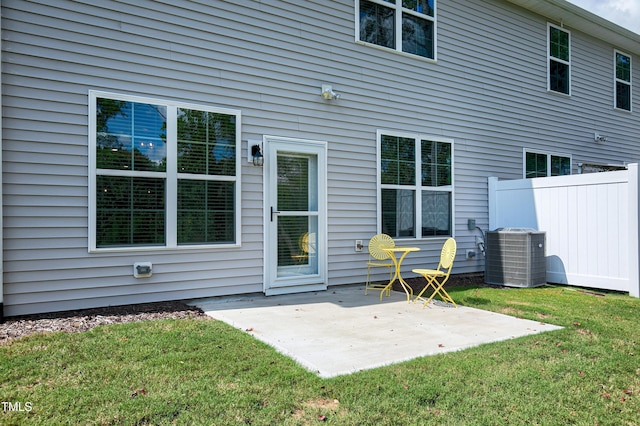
<box><xmin>2</xmin><ymin>0</ymin><xmax>639</xmax><ymax>315</ymax></box>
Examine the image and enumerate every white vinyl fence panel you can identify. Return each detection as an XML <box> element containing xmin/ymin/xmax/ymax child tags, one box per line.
<box><xmin>488</xmin><ymin>164</ymin><xmax>639</xmax><ymax>297</ymax></box>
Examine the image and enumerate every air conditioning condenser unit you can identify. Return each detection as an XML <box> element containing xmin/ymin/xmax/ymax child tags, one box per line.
<box><xmin>485</xmin><ymin>228</ymin><xmax>546</xmax><ymax>288</ymax></box>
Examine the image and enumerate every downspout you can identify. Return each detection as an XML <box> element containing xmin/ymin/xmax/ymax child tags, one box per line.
<box><xmin>0</xmin><ymin>0</ymin><xmax>4</xmax><ymax>322</ymax></box>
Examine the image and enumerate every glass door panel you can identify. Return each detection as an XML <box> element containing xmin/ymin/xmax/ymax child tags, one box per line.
<box><xmin>276</xmin><ymin>153</ymin><xmax>318</xmax><ymax>278</ymax></box>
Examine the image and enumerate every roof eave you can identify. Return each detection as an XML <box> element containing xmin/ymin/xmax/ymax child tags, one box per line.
<box><xmin>504</xmin><ymin>0</ymin><xmax>640</xmax><ymax>55</ymax></box>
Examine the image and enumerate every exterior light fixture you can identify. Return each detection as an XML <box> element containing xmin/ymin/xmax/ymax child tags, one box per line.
<box><xmin>594</xmin><ymin>133</ymin><xmax>608</xmax><ymax>143</ymax></box>
<box><xmin>251</xmin><ymin>143</ymin><xmax>264</xmax><ymax>166</ymax></box>
<box><xmin>321</xmin><ymin>84</ymin><xmax>340</xmax><ymax>100</ymax></box>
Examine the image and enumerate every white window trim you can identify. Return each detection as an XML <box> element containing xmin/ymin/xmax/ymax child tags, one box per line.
<box><xmin>614</xmin><ymin>49</ymin><xmax>632</xmax><ymax>112</ymax></box>
<box><xmin>523</xmin><ymin>148</ymin><xmax>572</xmax><ymax>178</ymax></box>
<box><xmin>88</xmin><ymin>90</ymin><xmax>242</xmax><ymax>252</ymax></box>
<box><xmin>376</xmin><ymin>129</ymin><xmax>454</xmax><ymax>240</ymax></box>
<box><xmin>547</xmin><ymin>23</ymin><xmax>571</xmax><ymax>96</ymax></box>
<box><xmin>354</xmin><ymin>0</ymin><xmax>438</xmax><ymax>63</ymax></box>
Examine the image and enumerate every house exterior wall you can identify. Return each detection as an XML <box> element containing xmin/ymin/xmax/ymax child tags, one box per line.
<box><xmin>1</xmin><ymin>0</ymin><xmax>639</xmax><ymax>316</ymax></box>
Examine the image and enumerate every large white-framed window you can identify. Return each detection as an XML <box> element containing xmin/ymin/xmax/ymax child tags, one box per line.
<box><xmin>615</xmin><ymin>50</ymin><xmax>632</xmax><ymax>112</ymax></box>
<box><xmin>548</xmin><ymin>23</ymin><xmax>571</xmax><ymax>95</ymax></box>
<box><xmin>378</xmin><ymin>130</ymin><xmax>453</xmax><ymax>239</ymax></box>
<box><xmin>524</xmin><ymin>149</ymin><xmax>571</xmax><ymax>178</ymax></box>
<box><xmin>356</xmin><ymin>0</ymin><xmax>436</xmax><ymax>61</ymax></box>
<box><xmin>89</xmin><ymin>91</ymin><xmax>241</xmax><ymax>251</ymax></box>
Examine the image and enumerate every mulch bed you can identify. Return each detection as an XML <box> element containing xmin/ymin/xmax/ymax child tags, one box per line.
<box><xmin>1</xmin><ymin>273</ymin><xmax>490</xmax><ymax>345</ymax></box>
<box><xmin>0</xmin><ymin>301</ymin><xmax>208</xmax><ymax>345</ymax></box>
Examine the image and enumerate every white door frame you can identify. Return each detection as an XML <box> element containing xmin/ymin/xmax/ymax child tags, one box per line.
<box><xmin>263</xmin><ymin>136</ymin><xmax>327</xmax><ymax>295</ymax></box>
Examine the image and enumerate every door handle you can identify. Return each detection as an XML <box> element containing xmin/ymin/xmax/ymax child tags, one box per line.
<box><xmin>270</xmin><ymin>206</ymin><xmax>280</xmax><ymax>222</ymax></box>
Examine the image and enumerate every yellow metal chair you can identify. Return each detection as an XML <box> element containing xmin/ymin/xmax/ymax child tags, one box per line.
<box><xmin>365</xmin><ymin>234</ymin><xmax>395</xmax><ymax>296</ymax></box>
<box><xmin>292</xmin><ymin>232</ymin><xmax>315</xmax><ymax>264</ymax></box>
<box><xmin>412</xmin><ymin>238</ymin><xmax>458</xmax><ymax>308</ymax></box>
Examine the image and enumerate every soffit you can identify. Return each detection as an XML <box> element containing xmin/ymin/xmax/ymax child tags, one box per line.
<box><xmin>505</xmin><ymin>0</ymin><xmax>640</xmax><ymax>55</ymax></box>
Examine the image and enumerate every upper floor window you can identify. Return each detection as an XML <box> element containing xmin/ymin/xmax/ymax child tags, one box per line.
<box><xmin>378</xmin><ymin>131</ymin><xmax>453</xmax><ymax>238</ymax></box>
<box><xmin>615</xmin><ymin>50</ymin><xmax>632</xmax><ymax>111</ymax></box>
<box><xmin>548</xmin><ymin>24</ymin><xmax>571</xmax><ymax>95</ymax></box>
<box><xmin>89</xmin><ymin>91</ymin><xmax>241</xmax><ymax>250</ymax></box>
<box><xmin>525</xmin><ymin>150</ymin><xmax>571</xmax><ymax>178</ymax></box>
<box><xmin>357</xmin><ymin>0</ymin><xmax>436</xmax><ymax>60</ymax></box>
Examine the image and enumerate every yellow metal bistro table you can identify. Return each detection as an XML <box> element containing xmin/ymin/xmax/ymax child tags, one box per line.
<box><xmin>379</xmin><ymin>247</ymin><xmax>421</xmax><ymax>302</ymax></box>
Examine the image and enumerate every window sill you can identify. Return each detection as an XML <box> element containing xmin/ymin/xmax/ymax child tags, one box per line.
<box><xmin>89</xmin><ymin>242</ymin><xmax>241</xmax><ymax>254</ymax></box>
<box><xmin>391</xmin><ymin>236</ymin><xmax>452</xmax><ymax>244</ymax></box>
<box><xmin>546</xmin><ymin>89</ymin><xmax>571</xmax><ymax>98</ymax></box>
<box><xmin>356</xmin><ymin>40</ymin><xmax>437</xmax><ymax>64</ymax></box>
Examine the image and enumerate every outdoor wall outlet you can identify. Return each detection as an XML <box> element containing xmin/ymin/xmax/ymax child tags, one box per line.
<box><xmin>466</xmin><ymin>250</ymin><xmax>476</xmax><ymax>260</ymax></box>
<box><xmin>355</xmin><ymin>240</ymin><xmax>363</xmax><ymax>252</ymax></box>
<box><xmin>134</xmin><ymin>262</ymin><xmax>153</xmax><ymax>278</ymax></box>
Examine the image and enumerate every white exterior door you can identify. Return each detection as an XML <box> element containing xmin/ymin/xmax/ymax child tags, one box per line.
<box><xmin>264</xmin><ymin>137</ymin><xmax>327</xmax><ymax>295</ymax></box>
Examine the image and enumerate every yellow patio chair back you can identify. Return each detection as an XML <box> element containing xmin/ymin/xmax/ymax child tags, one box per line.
<box><xmin>291</xmin><ymin>232</ymin><xmax>316</xmax><ymax>264</ymax></box>
<box><xmin>412</xmin><ymin>238</ymin><xmax>458</xmax><ymax>308</ymax></box>
<box><xmin>365</xmin><ymin>234</ymin><xmax>395</xmax><ymax>296</ymax></box>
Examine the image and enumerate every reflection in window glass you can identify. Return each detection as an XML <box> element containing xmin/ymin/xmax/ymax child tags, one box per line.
<box><xmin>549</xmin><ymin>60</ymin><xmax>569</xmax><ymax>94</ymax></box>
<box><xmin>615</xmin><ymin>51</ymin><xmax>632</xmax><ymax>111</ymax></box>
<box><xmin>276</xmin><ymin>216</ymin><xmax>318</xmax><ymax>273</ymax></box>
<box><xmin>96</xmin><ymin>99</ymin><xmax>167</xmax><ymax>172</ymax></box>
<box><xmin>548</xmin><ymin>25</ymin><xmax>570</xmax><ymax>95</ymax></box>
<box><xmin>422</xmin><ymin>191</ymin><xmax>451</xmax><ymax>236</ymax></box>
<box><xmin>551</xmin><ymin>155</ymin><xmax>571</xmax><ymax>176</ymax></box>
<box><xmin>359</xmin><ymin>0</ymin><xmax>395</xmax><ymax>49</ymax></box>
<box><xmin>381</xmin><ymin>135</ymin><xmax>415</xmax><ymax>185</ymax></box>
<box><xmin>421</xmin><ymin>140</ymin><xmax>451</xmax><ymax>186</ymax></box>
<box><xmin>277</xmin><ymin>155</ymin><xmax>314</xmax><ymax>212</ymax></box>
<box><xmin>93</xmin><ymin>93</ymin><xmax>239</xmax><ymax>249</ymax></box>
<box><xmin>177</xmin><ymin>109</ymin><xmax>236</xmax><ymax>176</ymax></box>
<box><xmin>526</xmin><ymin>151</ymin><xmax>571</xmax><ymax>178</ymax></box>
<box><xmin>96</xmin><ymin>176</ymin><xmax>165</xmax><ymax>247</ymax></box>
<box><xmin>526</xmin><ymin>152</ymin><xmax>547</xmax><ymax>178</ymax></box>
<box><xmin>402</xmin><ymin>13</ymin><xmax>433</xmax><ymax>58</ymax></box>
<box><xmin>379</xmin><ymin>133</ymin><xmax>453</xmax><ymax>239</ymax></box>
<box><xmin>617</xmin><ymin>83</ymin><xmax>631</xmax><ymax>110</ymax></box>
<box><xmin>177</xmin><ymin>180</ymin><xmax>235</xmax><ymax>244</ymax></box>
<box><xmin>403</xmin><ymin>0</ymin><xmax>434</xmax><ymax>16</ymax></box>
<box><xmin>359</xmin><ymin>0</ymin><xmax>436</xmax><ymax>59</ymax></box>
<box><xmin>550</xmin><ymin>27</ymin><xmax>569</xmax><ymax>61</ymax></box>
<box><xmin>382</xmin><ymin>188</ymin><xmax>415</xmax><ymax>238</ymax></box>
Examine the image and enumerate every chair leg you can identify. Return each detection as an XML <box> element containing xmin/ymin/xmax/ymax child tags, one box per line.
<box><xmin>428</xmin><ymin>284</ymin><xmax>457</xmax><ymax>308</ymax></box>
<box><xmin>413</xmin><ymin>275</ymin><xmax>457</xmax><ymax>308</ymax></box>
<box><xmin>419</xmin><ymin>280</ymin><xmax>457</xmax><ymax>308</ymax></box>
<box><xmin>414</xmin><ymin>275</ymin><xmax>437</xmax><ymax>302</ymax></box>
<box><xmin>365</xmin><ymin>265</ymin><xmax>371</xmax><ymax>295</ymax></box>
<box><xmin>384</xmin><ymin>266</ymin><xmax>392</xmax><ymax>296</ymax></box>
<box><xmin>365</xmin><ymin>265</ymin><xmax>393</xmax><ymax>297</ymax></box>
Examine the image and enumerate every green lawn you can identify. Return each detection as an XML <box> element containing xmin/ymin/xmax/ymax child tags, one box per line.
<box><xmin>1</xmin><ymin>285</ymin><xmax>639</xmax><ymax>425</ymax></box>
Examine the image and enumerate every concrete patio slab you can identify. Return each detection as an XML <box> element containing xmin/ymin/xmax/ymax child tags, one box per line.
<box><xmin>192</xmin><ymin>285</ymin><xmax>562</xmax><ymax>378</ymax></box>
